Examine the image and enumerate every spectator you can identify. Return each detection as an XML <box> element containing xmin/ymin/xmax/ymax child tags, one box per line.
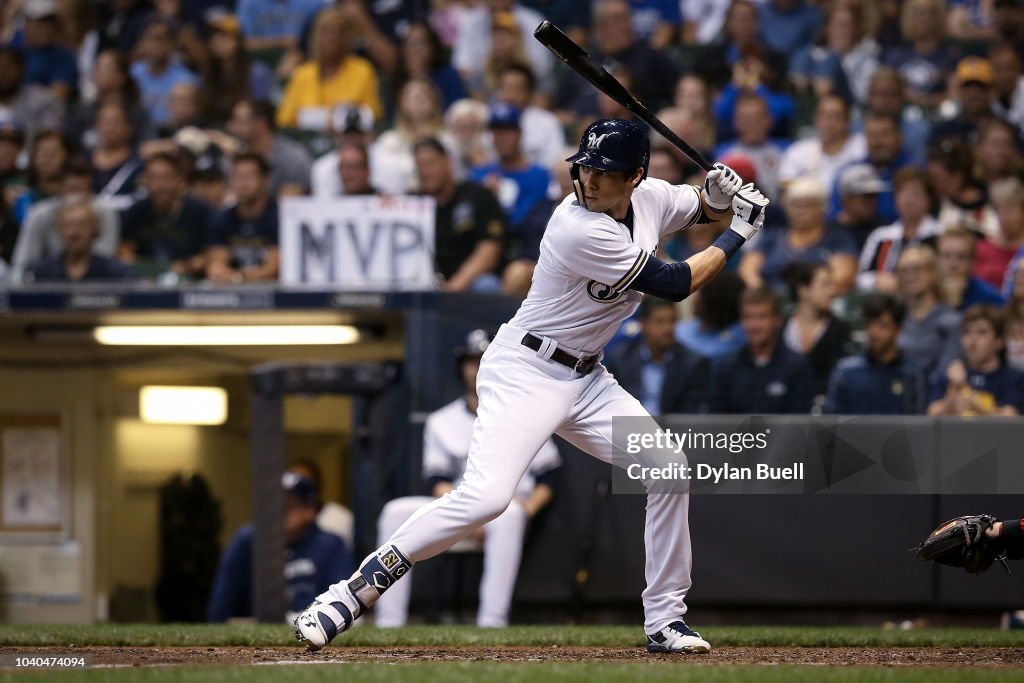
<box><xmin>927</xmin><ymin>139</ymin><xmax>998</xmax><ymax>239</ymax></box>
<box><xmin>470</xmin><ymin>104</ymin><xmax>550</xmax><ymax>230</ymax></box>
<box><xmin>708</xmin><ymin>286</ymin><xmax>815</xmax><ymax>414</ymax></box>
<box><xmin>681</xmin><ymin>0</ymin><xmax>731</xmax><ymax>46</ymax></box>
<box><xmin>825</xmin><ymin>293</ymin><xmax>927</xmax><ymax>415</ymax></box>
<box><xmin>313</xmin><ymin>0</ymin><xmax>400</xmax><ymax>76</ymax></box>
<box><xmin>237</xmin><ymin>0</ymin><xmax>324</xmax><ymax>55</ymax></box>
<box><xmin>0</xmin><ymin>45</ymin><xmax>64</xmax><ymax>143</ymax></box>
<box><xmin>975</xmin><ymin>118</ymin><xmax>1024</xmax><ymax>186</ymax></box>
<box><xmin>130</xmin><ymin>17</ymin><xmax>200</xmax><ymax>129</ymax></box>
<box><xmin>831</xmin><ymin>163</ymin><xmax>887</xmax><ymax>251</ymax></box>
<box><xmin>1007</xmin><ymin>285</ymin><xmax>1024</xmax><ymax>371</ymax></box>
<box><xmin>857</xmin><ymin>167</ymin><xmax>941</xmax><ymax>292</ymax></box>
<box><xmin>207</xmin><ymin>471</ymin><xmax>353</xmax><ymax>623</ymax></box>
<box><xmin>370</xmin><ymin>79</ymin><xmax>445</xmax><ymax>196</ymax></box>
<box><xmin>151</xmin><ymin>81</ymin><xmax>203</xmax><ymax>139</ymax></box>
<box><xmin>66</xmin><ymin>50</ymin><xmax>151</xmax><ymax>151</ymax></box>
<box><xmin>11</xmin><ymin>158</ymin><xmax>120</xmax><ymax>279</ymax></box>
<box><xmin>374</xmin><ymin>330</ymin><xmax>559</xmax><ymax>628</ymax></box>
<box><xmin>204</xmin><ymin>153</ymin><xmax>279</xmax><ymax>284</ymax></box>
<box><xmin>14</xmin><ymin>0</ymin><xmax>78</xmax><ymax>103</ymax></box>
<box><xmin>804</xmin><ymin>1</ymin><xmax>880</xmax><ymax>106</ymax></box>
<box><xmin>414</xmin><ymin>137</ymin><xmax>504</xmax><ymax>292</ymax></box>
<box><xmin>713</xmin><ymin>49</ymin><xmax>795</xmax><ymax>144</ymax></box>
<box><xmin>628</xmin><ymin>0</ymin><xmax>682</xmax><ymax>49</ymax></box>
<box><xmin>495</xmin><ymin>63</ymin><xmax>565</xmax><ymax>171</ymax></box>
<box><xmin>714</xmin><ymin>93</ymin><xmax>786</xmax><ymax>201</ymax></box>
<box><xmin>25</xmin><ymin>195</ymin><xmax>134</xmax><ymax>283</ymax></box>
<box><xmin>860</xmin><ymin>66</ymin><xmax>930</xmax><ymax>166</ymax></box>
<box><xmin>938</xmin><ymin>227</ymin><xmax>1005</xmax><ymax>311</ymax></box>
<box><xmin>994</xmin><ymin>0</ymin><xmax>1024</xmax><ymax>49</ymax></box>
<box><xmin>990</xmin><ymin>42</ymin><xmax>1024</xmax><ymax>132</ymax></box>
<box><xmin>96</xmin><ymin>0</ymin><xmax>153</xmax><ymax>56</ymax></box>
<box><xmin>554</xmin><ymin>0</ymin><xmax>677</xmax><ymax>121</ymax></box>
<box><xmin>895</xmin><ymin>244</ymin><xmax>962</xmax><ymax>377</ymax></box>
<box><xmin>276</xmin><ymin>7</ymin><xmax>382</xmax><ymax>128</ymax></box>
<box><xmin>0</xmin><ymin>119</ymin><xmax>27</xmax><ymax>209</ymax></box>
<box><xmin>1005</xmin><ymin>243</ymin><xmax>1024</xmax><ymax>302</ymax></box>
<box><xmin>675</xmin><ymin>269</ymin><xmax>747</xmax><ymax>360</ymax></box>
<box><xmin>192</xmin><ymin>163</ymin><xmax>230</xmax><ymax>211</ymax></box>
<box><xmin>471</xmin><ymin>11</ymin><xmax>535</xmax><ymax>102</ymax></box>
<box><xmin>948</xmin><ymin>0</ymin><xmax>998</xmax><ymax>41</ymax></box>
<box><xmin>392</xmin><ymin>20</ymin><xmax>466</xmax><ymax>111</ymax></box>
<box><xmin>836</xmin><ymin>111</ymin><xmax>912</xmax><ymax>226</ymax></box>
<box><xmin>778</xmin><ymin>95</ymin><xmax>866</xmax><ymax>205</ymax></box>
<box><xmin>607</xmin><ymin>297</ymin><xmax>711</xmax><ymax>415</ymax></box>
<box><xmin>928</xmin><ymin>305</ymin><xmax>1024</xmax><ymax>416</ymax></box>
<box><xmin>227</xmin><ymin>100</ymin><xmax>311</xmax><ymax>197</ymax></box>
<box><xmin>119</xmin><ymin>152</ymin><xmax>212</xmax><ymax>279</ymax></box>
<box><xmin>884</xmin><ymin>0</ymin><xmax>959</xmax><ymax>110</ymax></box>
<box><xmin>199</xmin><ymin>13</ymin><xmax>273</xmax><ymax>127</ymax></box>
<box><xmin>977</xmin><ymin>178</ymin><xmax>1024</xmax><ymax>290</ymax></box>
<box><xmin>310</xmin><ymin>104</ymin><xmax>376</xmax><ymax>197</ymax></box>
<box><xmin>651</xmin><ymin>107</ymin><xmax>716</xmax><ymax>183</ymax></box>
<box><xmin>930</xmin><ymin>57</ymin><xmax>997</xmax><ymax>146</ymax></box>
<box><xmin>453</xmin><ymin>1</ymin><xmax>553</xmax><ymax>102</ymax></box>
<box><xmin>440</xmin><ymin>99</ymin><xmax>494</xmax><ymax>181</ymax></box>
<box><xmin>781</xmin><ymin>261</ymin><xmax>852</xmax><ymax>403</ymax></box>
<box><xmin>699</xmin><ymin>0</ymin><xmax>776</xmax><ymax>89</ymax></box>
<box><xmin>739</xmin><ymin>176</ymin><xmax>857</xmax><ymax>294</ymax></box>
<box><xmin>12</xmin><ymin>130</ymin><xmax>70</xmax><ymax>225</ymax></box>
<box><xmin>757</xmin><ymin>0</ymin><xmax>821</xmax><ymax>58</ymax></box>
<box><xmin>673</xmin><ymin>74</ymin><xmax>717</xmax><ymax>149</ymax></box>
<box><xmin>0</xmin><ymin>175</ymin><xmax>18</xmax><ymax>264</ymax></box>
<box><xmin>90</xmin><ymin>101</ymin><xmax>143</xmax><ymax>210</ymax></box>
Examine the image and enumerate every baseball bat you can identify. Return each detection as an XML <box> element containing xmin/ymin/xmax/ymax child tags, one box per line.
<box><xmin>533</xmin><ymin>21</ymin><xmax>714</xmax><ymax>172</ymax></box>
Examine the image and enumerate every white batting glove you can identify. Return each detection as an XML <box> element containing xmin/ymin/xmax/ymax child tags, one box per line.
<box><xmin>703</xmin><ymin>162</ymin><xmax>743</xmax><ymax>211</ymax></box>
<box><xmin>728</xmin><ymin>183</ymin><xmax>769</xmax><ymax>239</ymax></box>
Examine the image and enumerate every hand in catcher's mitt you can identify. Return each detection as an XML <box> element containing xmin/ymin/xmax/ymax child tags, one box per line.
<box><xmin>915</xmin><ymin>515</ymin><xmax>1009</xmax><ymax>574</ymax></box>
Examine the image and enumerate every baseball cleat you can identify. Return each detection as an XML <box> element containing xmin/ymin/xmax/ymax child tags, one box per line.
<box><xmin>646</xmin><ymin>620</ymin><xmax>711</xmax><ymax>654</ymax></box>
<box><xmin>293</xmin><ymin>594</ymin><xmax>361</xmax><ymax>652</ymax></box>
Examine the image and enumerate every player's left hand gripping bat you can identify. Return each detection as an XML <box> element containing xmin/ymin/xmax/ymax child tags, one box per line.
<box><xmin>533</xmin><ymin>20</ymin><xmax>714</xmax><ymax>173</ymax></box>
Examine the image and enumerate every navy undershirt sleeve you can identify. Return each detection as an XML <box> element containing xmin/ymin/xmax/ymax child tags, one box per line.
<box><xmin>629</xmin><ymin>254</ymin><xmax>693</xmax><ymax>302</ymax></box>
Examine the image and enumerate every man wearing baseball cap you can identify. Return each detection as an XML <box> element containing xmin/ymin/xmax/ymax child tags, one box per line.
<box><xmin>831</xmin><ymin>163</ymin><xmax>888</xmax><ymax>250</ymax></box>
<box><xmin>931</xmin><ymin>57</ymin><xmax>997</xmax><ymax>145</ymax></box>
<box><xmin>207</xmin><ymin>470</ymin><xmax>353</xmax><ymax>622</ymax></box>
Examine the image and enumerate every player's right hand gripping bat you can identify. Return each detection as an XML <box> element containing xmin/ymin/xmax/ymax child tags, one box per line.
<box><xmin>534</xmin><ymin>20</ymin><xmax>713</xmax><ymax>173</ymax></box>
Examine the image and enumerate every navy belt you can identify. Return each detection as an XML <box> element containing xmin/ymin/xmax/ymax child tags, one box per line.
<box><xmin>521</xmin><ymin>333</ymin><xmax>599</xmax><ymax>375</ymax></box>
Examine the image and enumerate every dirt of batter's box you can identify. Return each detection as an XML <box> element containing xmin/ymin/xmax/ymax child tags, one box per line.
<box><xmin>3</xmin><ymin>646</ymin><xmax>1024</xmax><ymax>668</ymax></box>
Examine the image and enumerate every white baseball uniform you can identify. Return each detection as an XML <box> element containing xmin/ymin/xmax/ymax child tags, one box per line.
<box><xmin>374</xmin><ymin>397</ymin><xmax>560</xmax><ymax>628</ymax></box>
<box><xmin>316</xmin><ymin>177</ymin><xmax>703</xmax><ymax>633</ymax></box>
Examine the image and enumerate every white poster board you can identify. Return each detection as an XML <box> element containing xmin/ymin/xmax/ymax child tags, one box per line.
<box><xmin>280</xmin><ymin>196</ymin><xmax>437</xmax><ymax>290</ymax></box>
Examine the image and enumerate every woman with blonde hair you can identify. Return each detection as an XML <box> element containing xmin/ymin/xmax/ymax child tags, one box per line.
<box><xmin>884</xmin><ymin>0</ymin><xmax>957</xmax><ymax>110</ymax></box>
<box><xmin>894</xmin><ymin>244</ymin><xmax>962</xmax><ymax>376</ymax></box>
<box><xmin>276</xmin><ymin>8</ymin><xmax>382</xmax><ymax>129</ymax></box>
<box><xmin>371</xmin><ymin>78</ymin><xmax>445</xmax><ymax>195</ymax></box>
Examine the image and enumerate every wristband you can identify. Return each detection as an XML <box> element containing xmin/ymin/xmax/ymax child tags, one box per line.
<box><xmin>1001</xmin><ymin>518</ymin><xmax>1024</xmax><ymax>537</ymax></box>
<box><xmin>711</xmin><ymin>226</ymin><xmax>746</xmax><ymax>259</ymax></box>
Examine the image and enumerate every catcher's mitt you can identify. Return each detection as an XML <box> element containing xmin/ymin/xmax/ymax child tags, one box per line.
<box><xmin>915</xmin><ymin>515</ymin><xmax>1008</xmax><ymax>574</ymax></box>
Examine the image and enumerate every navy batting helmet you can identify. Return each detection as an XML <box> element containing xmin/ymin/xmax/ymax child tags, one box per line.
<box><xmin>566</xmin><ymin>118</ymin><xmax>650</xmax><ymax>178</ymax></box>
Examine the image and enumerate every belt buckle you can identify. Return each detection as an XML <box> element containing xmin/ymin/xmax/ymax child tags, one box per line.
<box><xmin>574</xmin><ymin>356</ymin><xmax>594</xmax><ymax>375</ymax></box>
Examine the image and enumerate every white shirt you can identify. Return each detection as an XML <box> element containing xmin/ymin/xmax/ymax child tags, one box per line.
<box><xmin>520</xmin><ymin>106</ymin><xmax>566</xmax><ymax>170</ymax></box>
<box><xmin>422</xmin><ymin>398</ymin><xmax>561</xmax><ymax>500</ymax></box>
<box><xmin>856</xmin><ymin>216</ymin><xmax>943</xmax><ymax>291</ymax></box>
<box><xmin>778</xmin><ymin>133</ymin><xmax>866</xmax><ymax>201</ymax></box>
<box><xmin>311</xmin><ymin>131</ymin><xmax>418</xmax><ymax>197</ymax></box>
<box><xmin>453</xmin><ymin>4</ymin><xmax>554</xmax><ymax>94</ymax></box>
<box><xmin>510</xmin><ymin>178</ymin><xmax>702</xmax><ymax>355</ymax></box>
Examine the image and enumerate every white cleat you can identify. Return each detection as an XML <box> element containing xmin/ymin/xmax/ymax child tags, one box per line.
<box><xmin>293</xmin><ymin>596</ymin><xmax>360</xmax><ymax>652</ymax></box>
<box><xmin>645</xmin><ymin>620</ymin><xmax>711</xmax><ymax>654</ymax></box>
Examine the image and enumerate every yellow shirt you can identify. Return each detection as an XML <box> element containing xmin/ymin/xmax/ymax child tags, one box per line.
<box><xmin>276</xmin><ymin>56</ymin><xmax>382</xmax><ymax>128</ymax></box>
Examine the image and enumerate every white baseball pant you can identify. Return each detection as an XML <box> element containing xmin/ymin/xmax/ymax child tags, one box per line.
<box><xmin>373</xmin><ymin>495</ymin><xmax>529</xmax><ymax>627</ymax></box>
<box><xmin>318</xmin><ymin>323</ymin><xmax>692</xmax><ymax>633</ymax></box>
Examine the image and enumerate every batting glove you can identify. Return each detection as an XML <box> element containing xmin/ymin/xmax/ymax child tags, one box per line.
<box><xmin>703</xmin><ymin>162</ymin><xmax>743</xmax><ymax>211</ymax></box>
<box><xmin>728</xmin><ymin>183</ymin><xmax>769</xmax><ymax>239</ymax></box>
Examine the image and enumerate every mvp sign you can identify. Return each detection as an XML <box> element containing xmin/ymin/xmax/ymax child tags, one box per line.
<box><xmin>280</xmin><ymin>196</ymin><xmax>437</xmax><ymax>290</ymax></box>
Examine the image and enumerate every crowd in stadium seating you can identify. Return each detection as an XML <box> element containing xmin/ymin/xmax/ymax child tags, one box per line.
<box><xmin>0</xmin><ymin>0</ymin><xmax>1023</xmax><ymax>415</ymax></box>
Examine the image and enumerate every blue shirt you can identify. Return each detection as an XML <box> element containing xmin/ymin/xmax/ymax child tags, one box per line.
<box><xmin>206</xmin><ymin>522</ymin><xmax>353</xmax><ymax>622</ymax></box>
<box><xmin>676</xmin><ymin>320</ymin><xmax>746</xmax><ymax>360</ymax></box>
<box><xmin>27</xmin><ymin>254</ymin><xmax>136</xmax><ymax>283</ymax></box>
<box><xmin>239</xmin><ymin>0</ymin><xmax>327</xmax><ymax>41</ymax></box>
<box><xmin>469</xmin><ymin>163</ymin><xmax>551</xmax><ymax>227</ymax></box>
<box><xmin>928</xmin><ymin>365</ymin><xmax>1024</xmax><ymax>413</ymax></box>
<box><xmin>959</xmin><ymin>276</ymin><xmax>1005</xmax><ymax>310</ymax></box>
<box><xmin>709</xmin><ymin>342</ymin><xmax>816</xmax><ymax>414</ymax></box>
<box><xmin>754</xmin><ymin>227</ymin><xmax>857</xmax><ymax>289</ymax></box>
<box><xmin>757</xmin><ymin>1</ymin><xmax>822</xmax><ymax>56</ymax></box>
<box><xmin>884</xmin><ymin>43</ymin><xmax>959</xmax><ymax>97</ymax></box>
<box><xmin>825</xmin><ymin>353</ymin><xmax>927</xmax><ymax>415</ymax></box>
<box><xmin>130</xmin><ymin>61</ymin><xmax>199</xmax><ymax>127</ymax></box>
<box><xmin>628</xmin><ymin>0</ymin><xmax>682</xmax><ymax>41</ymax></box>
<box><xmin>208</xmin><ymin>200</ymin><xmax>280</xmax><ymax>270</ymax></box>
<box><xmin>14</xmin><ymin>38</ymin><xmax>78</xmax><ymax>90</ymax></box>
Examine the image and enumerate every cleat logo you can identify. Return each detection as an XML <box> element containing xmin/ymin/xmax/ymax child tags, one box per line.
<box><xmin>301</xmin><ymin>615</ymin><xmax>316</xmax><ymax>628</ymax></box>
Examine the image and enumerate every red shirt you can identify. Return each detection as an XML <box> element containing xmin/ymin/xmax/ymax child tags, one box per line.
<box><xmin>973</xmin><ymin>238</ymin><xmax>1019</xmax><ymax>289</ymax></box>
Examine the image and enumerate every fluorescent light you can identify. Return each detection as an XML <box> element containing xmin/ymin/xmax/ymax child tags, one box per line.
<box><xmin>140</xmin><ymin>386</ymin><xmax>228</xmax><ymax>425</ymax></box>
<box><xmin>94</xmin><ymin>325</ymin><xmax>360</xmax><ymax>346</ymax></box>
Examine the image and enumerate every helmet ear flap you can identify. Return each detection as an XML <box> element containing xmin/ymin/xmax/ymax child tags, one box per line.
<box><xmin>571</xmin><ymin>163</ymin><xmax>586</xmax><ymax>208</ymax></box>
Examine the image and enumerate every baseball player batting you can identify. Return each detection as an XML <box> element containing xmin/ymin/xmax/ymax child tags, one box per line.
<box><xmin>295</xmin><ymin>118</ymin><xmax>769</xmax><ymax>654</ymax></box>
